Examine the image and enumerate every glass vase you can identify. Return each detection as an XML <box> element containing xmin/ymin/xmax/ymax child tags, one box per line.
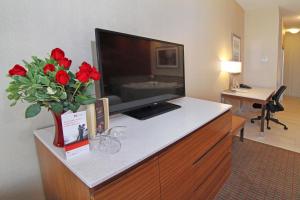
<box><xmin>51</xmin><ymin>111</ymin><xmax>64</xmax><ymax>147</ymax></box>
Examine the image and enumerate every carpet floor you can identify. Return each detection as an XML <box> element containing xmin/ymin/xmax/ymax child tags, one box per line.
<box><xmin>215</xmin><ymin>137</ymin><xmax>300</xmax><ymax>200</ymax></box>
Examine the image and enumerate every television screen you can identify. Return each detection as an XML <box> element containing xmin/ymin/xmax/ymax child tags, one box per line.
<box><xmin>95</xmin><ymin>29</ymin><xmax>185</xmax><ymax>114</ymax></box>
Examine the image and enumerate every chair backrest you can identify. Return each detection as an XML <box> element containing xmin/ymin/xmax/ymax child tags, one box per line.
<box><xmin>270</xmin><ymin>85</ymin><xmax>287</xmax><ymax>112</ymax></box>
<box><xmin>272</xmin><ymin>85</ymin><xmax>287</xmax><ymax>102</ymax></box>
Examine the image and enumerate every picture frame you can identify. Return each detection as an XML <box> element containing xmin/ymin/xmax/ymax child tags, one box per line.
<box><xmin>156</xmin><ymin>46</ymin><xmax>179</xmax><ymax>68</ymax></box>
<box><xmin>232</xmin><ymin>34</ymin><xmax>241</xmax><ymax>61</ymax></box>
<box><xmin>95</xmin><ymin>98</ymin><xmax>109</xmax><ymax>134</ymax></box>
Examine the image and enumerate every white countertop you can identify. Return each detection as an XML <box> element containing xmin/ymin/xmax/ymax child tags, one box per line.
<box><xmin>34</xmin><ymin>97</ymin><xmax>231</xmax><ymax>188</ymax></box>
<box><xmin>221</xmin><ymin>87</ymin><xmax>275</xmax><ymax>101</ymax></box>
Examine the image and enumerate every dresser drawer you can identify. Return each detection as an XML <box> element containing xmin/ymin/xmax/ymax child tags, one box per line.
<box><xmin>190</xmin><ymin>111</ymin><xmax>231</xmax><ymax>163</ymax></box>
<box><xmin>193</xmin><ymin>134</ymin><xmax>232</xmax><ymax>190</ymax></box>
<box><xmin>160</xmin><ymin>111</ymin><xmax>231</xmax><ymax>166</ymax></box>
<box><xmin>93</xmin><ymin>157</ymin><xmax>160</xmax><ymax>200</ymax></box>
<box><xmin>192</xmin><ymin>153</ymin><xmax>231</xmax><ymax>200</ymax></box>
<box><xmin>159</xmin><ymin>111</ymin><xmax>231</xmax><ymax>200</ymax></box>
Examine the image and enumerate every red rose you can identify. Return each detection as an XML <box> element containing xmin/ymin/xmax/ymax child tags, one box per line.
<box><xmin>90</xmin><ymin>67</ymin><xmax>101</xmax><ymax>80</ymax></box>
<box><xmin>55</xmin><ymin>70</ymin><xmax>70</xmax><ymax>85</ymax></box>
<box><xmin>43</xmin><ymin>64</ymin><xmax>55</xmax><ymax>74</ymax></box>
<box><xmin>79</xmin><ymin>62</ymin><xmax>92</xmax><ymax>73</ymax></box>
<box><xmin>76</xmin><ymin>71</ymin><xmax>90</xmax><ymax>83</ymax></box>
<box><xmin>8</xmin><ymin>64</ymin><xmax>27</xmax><ymax>76</ymax></box>
<box><xmin>51</xmin><ymin>48</ymin><xmax>65</xmax><ymax>61</ymax></box>
<box><xmin>58</xmin><ymin>57</ymin><xmax>72</xmax><ymax>69</ymax></box>
<box><xmin>76</xmin><ymin>61</ymin><xmax>101</xmax><ymax>82</ymax></box>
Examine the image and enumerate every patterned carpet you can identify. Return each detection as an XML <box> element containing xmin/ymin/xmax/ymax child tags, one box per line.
<box><xmin>215</xmin><ymin>137</ymin><xmax>300</xmax><ymax>200</ymax></box>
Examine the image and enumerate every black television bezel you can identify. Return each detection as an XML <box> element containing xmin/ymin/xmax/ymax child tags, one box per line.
<box><xmin>95</xmin><ymin>28</ymin><xmax>185</xmax><ymax>114</ymax></box>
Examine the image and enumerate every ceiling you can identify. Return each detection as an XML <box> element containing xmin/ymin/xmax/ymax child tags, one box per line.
<box><xmin>236</xmin><ymin>0</ymin><xmax>300</xmax><ymax>28</ymax></box>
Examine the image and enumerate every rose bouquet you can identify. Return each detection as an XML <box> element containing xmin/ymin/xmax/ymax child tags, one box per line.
<box><xmin>6</xmin><ymin>48</ymin><xmax>101</xmax><ymax>118</ymax></box>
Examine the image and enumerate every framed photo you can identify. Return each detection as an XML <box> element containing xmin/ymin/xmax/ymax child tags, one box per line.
<box><xmin>95</xmin><ymin>98</ymin><xmax>109</xmax><ymax>134</ymax></box>
<box><xmin>156</xmin><ymin>47</ymin><xmax>178</xmax><ymax>68</ymax></box>
<box><xmin>232</xmin><ymin>34</ymin><xmax>241</xmax><ymax>61</ymax></box>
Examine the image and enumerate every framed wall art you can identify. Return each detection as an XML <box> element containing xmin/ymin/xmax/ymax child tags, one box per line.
<box><xmin>232</xmin><ymin>34</ymin><xmax>241</xmax><ymax>61</ymax></box>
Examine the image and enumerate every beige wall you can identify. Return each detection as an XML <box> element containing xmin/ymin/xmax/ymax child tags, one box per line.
<box><xmin>184</xmin><ymin>0</ymin><xmax>244</xmax><ymax>100</ymax></box>
<box><xmin>284</xmin><ymin>32</ymin><xmax>300</xmax><ymax>97</ymax></box>
<box><xmin>277</xmin><ymin>11</ymin><xmax>284</xmax><ymax>89</ymax></box>
<box><xmin>243</xmin><ymin>7</ymin><xmax>280</xmax><ymax>88</ymax></box>
<box><xmin>0</xmin><ymin>0</ymin><xmax>244</xmax><ymax>199</ymax></box>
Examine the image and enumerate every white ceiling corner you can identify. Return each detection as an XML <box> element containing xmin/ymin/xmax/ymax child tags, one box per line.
<box><xmin>235</xmin><ymin>0</ymin><xmax>300</xmax><ymax>28</ymax></box>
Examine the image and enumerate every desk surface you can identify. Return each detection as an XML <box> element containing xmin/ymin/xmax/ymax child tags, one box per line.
<box><xmin>221</xmin><ymin>87</ymin><xmax>275</xmax><ymax>102</ymax></box>
<box><xmin>34</xmin><ymin>97</ymin><xmax>231</xmax><ymax>188</ymax></box>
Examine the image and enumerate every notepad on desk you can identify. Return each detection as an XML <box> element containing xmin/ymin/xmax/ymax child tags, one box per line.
<box><xmin>233</xmin><ymin>88</ymin><xmax>250</xmax><ymax>93</ymax></box>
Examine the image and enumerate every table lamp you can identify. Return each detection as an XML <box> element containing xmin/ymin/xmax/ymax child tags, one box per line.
<box><xmin>221</xmin><ymin>61</ymin><xmax>242</xmax><ymax>90</ymax></box>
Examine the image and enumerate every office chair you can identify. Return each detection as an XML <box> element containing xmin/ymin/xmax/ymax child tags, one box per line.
<box><xmin>250</xmin><ymin>85</ymin><xmax>288</xmax><ymax>130</ymax></box>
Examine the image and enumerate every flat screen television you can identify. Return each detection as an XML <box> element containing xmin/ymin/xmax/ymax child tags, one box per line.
<box><xmin>95</xmin><ymin>28</ymin><xmax>185</xmax><ymax>120</ymax></box>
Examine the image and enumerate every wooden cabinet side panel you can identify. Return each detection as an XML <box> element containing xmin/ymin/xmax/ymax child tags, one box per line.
<box><xmin>35</xmin><ymin>138</ymin><xmax>90</xmax><ymax>200</ymax></box>
<box><xmin>93</xmin><ymin>157</ymin><xmax>160</xmax><ymax>200</ymax></box>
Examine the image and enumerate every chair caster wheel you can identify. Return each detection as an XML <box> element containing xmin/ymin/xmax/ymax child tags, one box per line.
<box><xmin>251</xmin><ymin>120</ymin><xmax>254</xmax><ymax>123</ymax></box>
<box><xmin>284</xmin><ymin>127</ymin><xmax>288</xmax><ymax>130</ymax></box>
<box><xmin>267</xmin><ymin>127</ymin><xmax>271</xmax><ymax>130</ymax></box>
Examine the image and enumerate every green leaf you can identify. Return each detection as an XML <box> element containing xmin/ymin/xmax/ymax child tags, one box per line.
<box><xmin>39</xmin><ymin>76</ymin><xmax>50</xmax><ymax>86</ymax></box>
<box><xmin>68</xmin><ymin>82</ymin><xmax>75</xmax><ymax>88</ymax></box>
<box><xmin>75</xmin><ymin>95</ymin><xmax>96</xmax><ymax>105</ymax></box>
<box><xmin>68</xmin><ymin>71</ymin><xmax>75</xmax><ymax>79</ymax></box>
<box><xmin>50</xmin><ymin>82</ymin><xmax>57</xmax><ymax>88</ymax></box>
<box><xmin>10</xmin><ymin>100</ymin><xmax>17</xmax><ymax>106</ymax></box>
<box><xmin>26</xmin><ymin>70</ymin><xmax>34</xmax><ymax>80</ymax></box>
<box><xmin>63</xmin><ymin>101</ymin><xmax>69</xmax><ymax>107</ymax></box>
<box><xmin>59</xmin><ymin>92</ymin><xmax>67</xmax><ymax>100</ymax></box>
<box><xmin>22</xmin><ymin>60</ymin><xmax>30</xmax><ymax>66</ymax></box>
<box><xmin>39</xmin><ymin>60</ymin><xmax>46</xmax><ymax>68</ymax></box>
<box><xmin>83</xmin><ymin>83</ymin><xmax>94</xmax><ymax>96</ymax></box>
<box><xmin>35</xmin><ymin>92</ymin><xmax>49</xmax><ymax>100</ymax></box>
<box><xmin>69</xmin><ymin>103</ymin><xmax>80</xmax><ymax>112</ymax></box>
<box><xmin>6</xmin><ymin>83</ymin><xmax>20</xmax><ymax>93</ymax></box>
<box><xmin>7</xmin><ymin>94</ymin><xmax>15</xmax><ymax>100</ymax></box>
<box><xmin>46</xmin><ymin>87</ymin><xmax>56</xmax><ymax>95</ymax></box>
<box><xmin>50</xmin><ymin>102</ymin><xmax>63</xmax><ymax>113</ymax></box>
<box><xmin>12</xmin><ymin>76</ymin><xmax>30</xmax><ymax>84</ymax></box>
<box><xmin>25</xmin><ymin>103</ymin><xmax>41</xmax><ymax>118</ymax></box>
<box><xmin>46</xmin><ymin>58</ymin><xmax>56</xmax><ymax>65</ymax></box>
<box><xmin>27</xmin><ymin>88</ymin><xmax>37</xmax><ymax>96</ymax></box>
<box><xmin>32</xmin><ymin>56</ymin><xmax>41</xmax><ymax>63</ymax></box>
<box><xmin>24</xmin><ymin>96</ymin><xmax>37</xmax><ymax>103</ymax></box>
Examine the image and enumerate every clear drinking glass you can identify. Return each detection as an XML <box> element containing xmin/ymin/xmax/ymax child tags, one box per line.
<box><xmin>107</xmin><ymin>126</ymin><xmax>126</xmax><ymax>138</ymax></box>
<box><xmin>88</xmin><ymin>132</ymin><xmax>102</xmax><ymax>152</ymax></box>
<box><xmin>98</xmin><ymin>135</ymin><xmax>121</xmax><ymax>154</ymax></box>
<box><xmin>89</xmin><ymin>126</ymin><xmax>125</xmax><ymax>154</ymax></box>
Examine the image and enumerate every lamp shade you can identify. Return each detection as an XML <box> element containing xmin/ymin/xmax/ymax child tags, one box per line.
<box><xmin>286</xmin><ymin>28</ymin><xmax>300</xmax><ymax>34</ymax></box>
<box><xmin>221</xmin><ymin>61</ymin><xmax>242</xmax><ymax>74</ymax></box>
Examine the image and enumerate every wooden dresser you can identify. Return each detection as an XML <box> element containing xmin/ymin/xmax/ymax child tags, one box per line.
<box><xmin>34</xmin><ymin>97</ymin><xmax>232</xmax><ymax>200</ymax></box>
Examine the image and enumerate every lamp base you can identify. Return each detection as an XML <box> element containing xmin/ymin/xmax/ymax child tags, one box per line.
<box><xmin>229</xmin><ymin>74</ymin><xmax>240</xmax><ymax>91</ymax></box>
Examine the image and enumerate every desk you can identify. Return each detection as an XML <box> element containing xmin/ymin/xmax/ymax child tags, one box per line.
<box><xmin>221</xmin><ymin>87</ymin><xmax>275</xmax><ymax>132</ymax></box>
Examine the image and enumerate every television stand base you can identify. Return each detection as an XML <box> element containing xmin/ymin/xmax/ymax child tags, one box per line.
<box><xmin>124</xmin><ymin>102</ymin><xmax>181</xmax><ymax>120</ymax></box>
